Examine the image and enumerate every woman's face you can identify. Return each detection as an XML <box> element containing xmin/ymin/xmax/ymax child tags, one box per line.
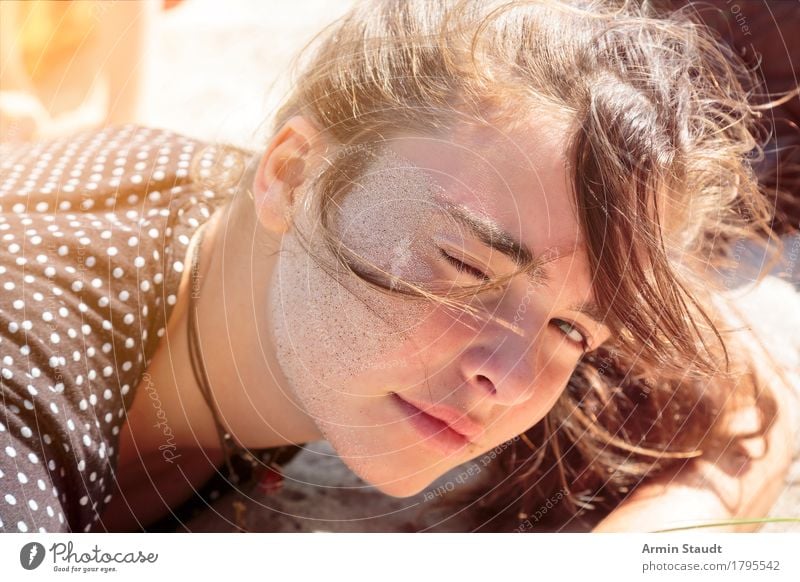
<box><xmin>267</xmin><ymin>119</ymin><xmax>611</xmax><ymax>496</ymax></box>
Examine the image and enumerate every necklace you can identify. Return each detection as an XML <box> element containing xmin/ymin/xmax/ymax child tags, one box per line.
<box><xmin>185</xmin><ymin>213</ymin><xmax>300</xmax><ymax>522</ymax></box>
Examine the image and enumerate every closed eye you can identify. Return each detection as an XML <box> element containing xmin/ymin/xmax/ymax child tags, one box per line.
<box><xmin>438</xmin><ymin>247</ymin><xmax>491</xmax><ymax>282</ymax></box>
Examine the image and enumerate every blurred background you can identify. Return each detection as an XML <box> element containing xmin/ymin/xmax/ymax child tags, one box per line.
<box><xmin>0</xmin><ymin>0</ymin><xmax>356</xmax><ymax>149</ymax></box>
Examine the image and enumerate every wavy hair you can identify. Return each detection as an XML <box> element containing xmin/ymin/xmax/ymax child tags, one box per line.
<box><xmin>195</xmin><ymin>0</ymin><xmax>796</xmax><ymax>528</ymax></box>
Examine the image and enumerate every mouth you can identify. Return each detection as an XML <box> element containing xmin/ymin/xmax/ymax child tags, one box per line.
<box><xmin>389</xmin><ymin>392</ymin><xmax>482</xmax><ymax>456</ymax></box>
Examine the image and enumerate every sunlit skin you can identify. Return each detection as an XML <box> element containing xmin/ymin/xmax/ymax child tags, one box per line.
<box><xmin>107</xmin><ymin>114</ymin><xmax>794</xmax><ymax>532</ymax></box>
<box><xmin>117</xmin><ymin>112</ymin><xmax>609</xmax><ymax>497</ymax></box>
<box><xmin>264</xmin><ymin>115</ymin><xmax>615</xmax><ymax>496</ymax></box>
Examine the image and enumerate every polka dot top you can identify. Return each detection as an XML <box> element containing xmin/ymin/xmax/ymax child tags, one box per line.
<box><xmin>0</xmin><ymin>124</ymin><xmax>244</xmax><ymax>533</ymax></box>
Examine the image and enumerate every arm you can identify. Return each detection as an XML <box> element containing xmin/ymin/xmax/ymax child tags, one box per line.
<box><xmin>593</xmin><ymin>325</ymin><xmax>798</xmax><ymax>532</ymax></box>
<box><xmin>97</xmin><ymin>0</ymin><xmax>154</xmax><ymax>125</ymax></box>
<box><xmin>0</xmin><ymin>0</ymin><xmax>52</xmax><ymax>142</ymax></box>
<box><xmin>592</xmin><ymin>423</ymin><xmax>794</xmax><ymax>533</ymax></box>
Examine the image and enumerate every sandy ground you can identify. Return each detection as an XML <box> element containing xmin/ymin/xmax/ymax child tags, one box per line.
<box><xmin>127</xmin><ymin>0</ymin><xmax>800</xmax><ymax>532</ymax></box>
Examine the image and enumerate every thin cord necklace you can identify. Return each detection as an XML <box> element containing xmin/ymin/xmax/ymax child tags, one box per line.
<box><xmin>185</xmin><ymin>214</ymin><xmax>299</xmax><ymax>500</ymax></box>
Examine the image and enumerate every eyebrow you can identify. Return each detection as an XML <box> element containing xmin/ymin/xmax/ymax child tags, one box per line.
<box><xmin>433</xmin><ymin>194</ymin><xmax>607</xmax><ymax>327</ymax></box>
<box><xmin>566</xmin><ymin>300</ymin><xmax>607</xmax><ymax>327</ymax></box>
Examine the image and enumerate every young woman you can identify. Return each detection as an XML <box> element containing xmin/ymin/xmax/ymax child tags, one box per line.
<box><xmin>1</xmin><ymin>0</ymin><xmax>798</xmax><ymax>533</ymax></box>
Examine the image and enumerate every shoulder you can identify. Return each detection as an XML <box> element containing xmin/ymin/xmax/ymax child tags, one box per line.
<box><xmin>0</xmin><ymin>123</ymin><xmax>232</xmax><ymax>531</ymax></box>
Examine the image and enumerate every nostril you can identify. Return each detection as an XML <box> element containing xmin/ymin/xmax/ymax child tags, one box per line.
<box><xmin>475</xmin><ymin>374</ymin><xmax>496</xmax><ymax>395</ymax></box>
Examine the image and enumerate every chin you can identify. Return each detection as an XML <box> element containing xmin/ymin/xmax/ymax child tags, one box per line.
<box><xmin>338</xmin><ymin>452</ymin><xmax>449</xmax><ymax>498</ymax></box>
<box><xmin>370</xmin><ymin>475</ymin><xmax>433</xmax><ymax>498</ymax></box>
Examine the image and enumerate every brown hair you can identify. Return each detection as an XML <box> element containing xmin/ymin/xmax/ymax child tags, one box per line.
<box><xmin>197</xmin><ymin>0</ymin><xmax>795</xmax><ymax>528</ymax></box>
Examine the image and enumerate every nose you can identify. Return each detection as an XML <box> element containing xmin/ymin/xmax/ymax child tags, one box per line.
<box><xmin>458</xmin><ymin>332</ymin><xmax>539</xmax><ymax>406</ymax></box>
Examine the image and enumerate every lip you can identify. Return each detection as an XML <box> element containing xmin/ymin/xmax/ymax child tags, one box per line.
<box><xmin>389</xmin><ymin>392</ymin><xmax>483</xmax><ymax>455</ymax></box>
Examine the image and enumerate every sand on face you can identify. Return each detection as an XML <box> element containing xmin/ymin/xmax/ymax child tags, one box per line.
<box><xmin>136</xmin><ymin>1</ymin><xmax>800</xmax><ymax>532</ymax></box>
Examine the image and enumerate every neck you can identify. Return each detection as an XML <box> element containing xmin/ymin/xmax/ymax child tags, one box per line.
<box><xmin>138</xmin><ymin>182</ymin><xmax>323</xmax><ymax>457</ymax></box>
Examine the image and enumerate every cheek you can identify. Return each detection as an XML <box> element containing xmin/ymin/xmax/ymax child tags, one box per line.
<box><xmin>470</xmin><ymin>378</ymin><xmax>568</xmax><ymax>460</ymax></box>
<box><xmin>268</xmin><ymin>229</ymin><xmax>429</xmax><ymax>396</ymax></box>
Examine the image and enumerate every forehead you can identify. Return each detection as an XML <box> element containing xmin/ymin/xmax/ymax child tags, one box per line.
<box><xmin>384</xmin><ymin>119</ymin><xmax>581</xmax><ymax>258</ymax></box>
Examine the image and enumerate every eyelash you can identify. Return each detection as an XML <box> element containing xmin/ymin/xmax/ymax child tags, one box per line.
<box><xmin>438</xmin><ymin>247</ymin><xmax>491</xmax><ymax>282</ymax></box>
<box><xmin>439</xmin><ymin>247</ymin><xmax>591</xmax><ymax>351</ymax></box>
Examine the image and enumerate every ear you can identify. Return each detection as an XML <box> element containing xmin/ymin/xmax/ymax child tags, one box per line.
<box><xmin>250</xmin><ymin>115</ymin><xmax>328</xmax><ymax>235</ymax></box>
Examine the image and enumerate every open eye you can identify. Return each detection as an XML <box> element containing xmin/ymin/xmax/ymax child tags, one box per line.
<box><xmin>551</xmin><ymin>318</ymin><xmax>589</xmax><ymax>350</ymax></box>
<box><xmin>438</xmin><ymin>247</ymin><xmax>491</xmax><ymax>282</ymax></box>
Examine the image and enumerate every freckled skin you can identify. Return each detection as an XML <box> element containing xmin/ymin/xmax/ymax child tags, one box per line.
<box><xmin>268</xmin><ymin>123</ymin><xmax>607</xmax><ymax>497</ymax></box>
